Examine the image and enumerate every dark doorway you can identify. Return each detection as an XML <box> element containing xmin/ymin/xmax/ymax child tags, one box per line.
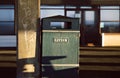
<box><xmin>81</xmin><ymin>10</ymin><xmax>101</xmax><ymax>46</ymax></box>
<box><xmin>66</xmin><ymin>7</ymin><xmax>101</xmax><ymax>47</ymax></box>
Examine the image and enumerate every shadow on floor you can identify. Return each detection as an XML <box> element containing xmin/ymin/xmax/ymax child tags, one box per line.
<box><xmin>0</xmin><ymin>67</ymin><xmax>16</xmax><ymax>78</ymax></box>
<box><xmin>80</xmin><ymin>70</ymin><xmax>120</xmax><ymax>78</ymax></box>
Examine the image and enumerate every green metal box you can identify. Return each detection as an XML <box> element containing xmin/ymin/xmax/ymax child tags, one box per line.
<box><xmin>42</xmin><ymin>15</ymin><xmax>79</xmax><ymax>78</ymax></box>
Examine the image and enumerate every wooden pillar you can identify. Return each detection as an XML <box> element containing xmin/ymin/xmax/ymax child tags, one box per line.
<box><xmin>15</xmin><ymin>0</ymin><xmax>40</xmax><ymax>78</ymax></box>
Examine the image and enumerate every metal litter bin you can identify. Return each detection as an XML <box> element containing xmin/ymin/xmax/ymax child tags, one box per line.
<box><xmin>42</xmin><ymin>15</ymin><xmax>80</xmax><ymax>78</ymax></box>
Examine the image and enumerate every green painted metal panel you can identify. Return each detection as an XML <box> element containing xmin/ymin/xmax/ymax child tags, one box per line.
<box><xmin>42</xmin><ymin>30</ymin><xmax>79</xmax><ymax>78</ymax></box>
<box><xmin>42</xmin><ymin>31</ymin><xmax>79</xmax><ymax>65</ymax></box>
<box><xmin>42</xmin><ymin>30</ymin><xmax>79</xmax><ymax>71</ymax></box>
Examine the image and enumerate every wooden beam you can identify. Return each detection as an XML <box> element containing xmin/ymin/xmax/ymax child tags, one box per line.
<box><xmin>80</xmin><ymin>65</ymin><xmax>120</xmax><ymax>71</ymax></box>
<box><xmin>0</xmin><ymin>0</ymin><xmax>14</xmax><ymax>4</ymax></box>
<box><xmin>1</xmin><ymin>0</ymin><xmax>120</xmax><ymax>5</ymax></box>
<box><xmin>16</xmin><ymin>0</ymin><xmax>40</xmax><ymax>78</ymax></box>
<box><xmin>41</xmin><ymin>0</ymin><xmax>120</xmax><ymax>5</ymax></box>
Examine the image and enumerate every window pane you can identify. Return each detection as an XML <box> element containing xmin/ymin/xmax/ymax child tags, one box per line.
<box><xmin>0</xmin><ymin>5</ymin><xmax>14</xmax><ymax>35</ymax></box>
<box><xmin>85</xmin><ymin>11</ymin><xmax>95</xmax><ymax>25</ymax></box>
<box><xmin>0</xmin><ymin>21</ymin><xmax>14</xmax><ymax>35</ymax></box>
<box><xmin>101</xmin><ymin>22</ymin><xmax>119</xmax><ymax>33</ymax></box>
<box><xmin>66</xmin><ymin>11</ymin><xmax>75</xmax><ymax>17</ymax></box>
<box><xmin>67</xmin><ymin>11</ymin><xmax>81</xmax><ymax>24</ymax></box>
<box><xmin>41</xmin><ymin>10</ymin><xmax>64</xmax><ymax>18</ymax></box>
<box><xmin>101</xmin><ymin>10</ymin><xmax>119</xmax><ymax>21</ymax></box>
<box><xmin>0</xmin><ymin>36</ymin><xmax>16</xmax><ymax>47</ymax></box>
<box><xmin>0</xmin><ymin>9</ymin><xmax>14</xmax><ymax>21</ymax></box>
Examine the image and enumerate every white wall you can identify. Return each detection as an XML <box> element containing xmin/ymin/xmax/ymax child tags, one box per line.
<box><xmin>102</xmin><ymin>33</ymin><xmax>120</xmax><ymax>46</ymax></box>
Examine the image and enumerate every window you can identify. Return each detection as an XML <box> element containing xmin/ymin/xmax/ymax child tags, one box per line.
<box><xmin>101</xmin><ymin>10</ymin><xmax>119</xmax><ymax>21</ymax></box>
<box><xmin>84</xmin><ymin>11</ymin><xmax>95</xmax><ymax>26</ymax></box>
<box><xmin>66</xmin><ymin>11</ymin><xmax>76</xmax><ymax>18</ymax></box>
<box><xmin>41</xmin><ymin>6</ymin><xmax>64</xmax><ymax>19</ymax></box>
<box><xmin>0</xmin><ymin>5</ymin><xmax>16</xmax><ymax>48</ymax></box>
<box><xmin>0</xmin><ymin>5</ymin><xmax>15</xmax><ymax>35</ymax></box>
<box><xmin>100</xmin><ymin>6</ymin><xmax>120</xmax><ymax>33</ymax></box>
<box><xmin>66</xmin><ymin>11</ymin><xmax>81</xmax><ymax>24</ymax></box>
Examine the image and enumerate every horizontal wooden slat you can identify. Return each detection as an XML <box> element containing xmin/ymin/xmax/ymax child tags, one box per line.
<box><xmin>80</xmin><ymin>65</ymin><xmax>120</xmax><ymax>71</ymax></box>
<box><xmin>0</xmin><ymin>56</ymin><xmax>16</xmax><ymax>61</ymax></box>
<box><xmin>80</xmin><ymin>58</ymin><xmax>120</xmax><ymax>63</ymax></box>
<box><xmin>0</xmin><ymin>63</ymin><xmax>16</xmax><ymax>67</ymax></box>
<box><xmin>80</xmin><ymin>47</ymin><xmax>120</xmax><ymax>71</ymax></box>
<box><xmin>0</xmin><ymin>50</ymin><xmax>16</xmax><ymax>67</ymax></box>
<box><xmin>0</xmin><ymin>50</ymin><xmax>16</xmax><ymax>54</ymax></box>
<box><xmin>80</xmin><ymin>47</ymin><xmax>120</xmax><ymax>51</ymax></box>
<box><xmin>80</xmin><ymin>62</ymin><xmax>120</xmax><ymax>66</ymax></box>
<box><xmin>0</xmin><ymin>47</ymin><xmax>120</xmax><ymax>71</ymax></box>
<box><xmin>80</xmin><ymin>51</ymin><xmax>120</xmax><ymax>56</ymax></box>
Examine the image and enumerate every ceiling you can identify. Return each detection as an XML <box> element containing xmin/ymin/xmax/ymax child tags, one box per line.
<box><xmin>0</xmin><ymin>0</ymin><xmax>120</xmax><ymax>5</ymax></box>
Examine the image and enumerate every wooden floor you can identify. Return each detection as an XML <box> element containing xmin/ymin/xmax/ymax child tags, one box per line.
<box><xmin>0</xmin><ymin>47</ymin><xmax>120</xmax><ymax>78</ymax></box>
<box><xmin>0</xmin><ymin>49</ymin><xmax>16</xmax><ymax>78</ymax></box>
<box><xmin>80</xmin><ymin>47</ymin><xmax>120</xmax><ymax>78</ymax></box>
<box><xmin>80</xmin><ymin>47</ymin><xmax>120</xmax><ymax>71</ymax></box>
<box><xmin>0</xmin><ymin>49</ymin><xmax>16</xmax><ymax>67</ymax></box>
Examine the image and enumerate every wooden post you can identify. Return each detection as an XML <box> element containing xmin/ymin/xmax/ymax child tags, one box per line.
<box><xmin>16</xmin><ymin>0</ymin><xmax>40</xmax><ymax>78</ymax></box>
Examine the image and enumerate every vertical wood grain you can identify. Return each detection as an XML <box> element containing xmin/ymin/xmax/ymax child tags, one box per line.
<box><xmin>16</xmin><ymin>0</ymin><xmax>40</xmax><ymax>78</ymax></box>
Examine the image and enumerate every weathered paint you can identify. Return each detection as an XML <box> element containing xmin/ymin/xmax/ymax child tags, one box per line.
<box><xmin>42</xmin><ymin>16</ymin><xmax>79</xmax><ymax>78</ymax></box>
<box><xmin>16</xmin><ymin>0</ymin><xmax>40</xmax><ymax>78</ymax></box>
<box><xmin>42</xmin><ymin>31</ymin><xmax>79</xmax><ymax>78</ymax></box>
